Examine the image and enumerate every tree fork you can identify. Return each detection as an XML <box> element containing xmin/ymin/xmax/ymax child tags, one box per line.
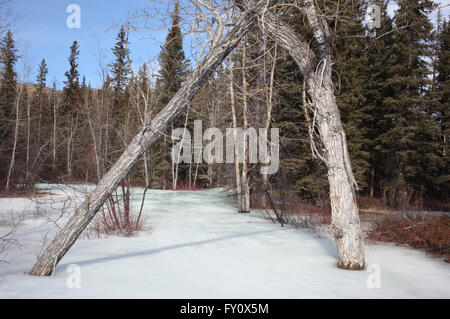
<box><xmin>29</xmin><ymin>1</ymin><xmax>273</xmax><ymax>276</ymax></box>
<box><xmin>259</xmin><ymin>5</ymin><xmax>365</xmax><ymax>270</ymax></box>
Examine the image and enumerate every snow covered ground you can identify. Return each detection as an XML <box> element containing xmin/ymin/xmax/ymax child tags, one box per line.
<box><xmin>0</xmin><ymin>184</ymin><xmax>449</xmax><ymax>299</ymax></box>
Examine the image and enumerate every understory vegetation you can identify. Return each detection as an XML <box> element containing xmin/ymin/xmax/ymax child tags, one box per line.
<box><xmin>368</xmin><ymin>214</ymin><xmax>450</xmax><ymax>262</ymax></box>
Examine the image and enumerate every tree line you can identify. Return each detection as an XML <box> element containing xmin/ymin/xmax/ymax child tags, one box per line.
<box><xmin>0</xmin><ymin>0</ymin><xmax>448</xmax><ymax>210</ymax></box>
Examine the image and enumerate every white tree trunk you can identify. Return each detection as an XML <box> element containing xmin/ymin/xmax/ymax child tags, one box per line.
<box><xmin>6</xmin><ymin>84</ymin><xmax>23</xmax><ymax>191</ymax></box>
<box><xmin>240</xmin><ymin>42</ymin><xmax>250</xmax><ymax>213</ymax></box>
<box><xmin>261</xmin><ymin>44</ymin><xmax>277</xmax><ymax>206</ymax></box>
<box><xmin>229</xmin><ymin>53</ymin><xmax>243</xmax><ymax>210</ymax></box>
<box><xmin>52</xmin><ymin>87</ymin><xmax>57</xmax><ymax>174</ymax></box>
<box><xmin>26</xmin><ymin>95</ymin><xmax>31</xmax><ymax>184</ymax></box>
<box><xmin>85</xmin><ymin>94</ymin><xmax>101</xmax><ymax>182</ymax></box>
<box><xmin>260</xmin><ymin>5</ymin><xmax>365</xmax><ymax>270</ymax></box>
<box><xmin>29</xmin><ymin>2</ymin><xmax>269</xmax><ymax>276</ymax></box>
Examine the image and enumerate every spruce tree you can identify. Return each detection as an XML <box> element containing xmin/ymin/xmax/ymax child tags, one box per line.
<box><xmin>34</xmin><ymin>58</ymin><xmax>49</xmax><ymax>149</ymax></box>
<box><xmin>0</xmin><ymin>30</ymin><xmax>19</xmax><ymax>180</ymax></box>
<box><xmin>364</xmin><ymin>0</ymin><xmax>397</xmax><ymax>197</ymax></box>
<box><xmin>154</xmin><ymin>1</ymin><xmax>187</xmax><ymax>189</ymax></box>
<box><xmin>432</xmin><ymin>17</ymin><xmax>449</xmax><ymax>199</ymax></box>
<box><xmin>35</xmin><ymin>58</ymin><xmax>49</xmax><ymax>116</ymax></box>
<box><xmin>378</xmin><ymin>0</ymin><xmax>440</xmax><ymax>205</ymax></box>
<box><xmin>60</xmin><ymin>41</ymin><xmax>81</xmax><ymax>177</ymax></box>
<box><xmin>62</xmin><ymin>41</ymin><xmax>81</xmax><ymax>116</ymax></box>
<box><xmin>36</xmin><ymin>58</ymin><xmax>48</xmax><ymax>89</ymax></box>
<box><xmin>158</xmin><ymin>1</ymin><xmax>186</xmax><ymax>105</ymax></box>
<box><xmin>111</xmin><ymin>25</ymin><xmax>131</xmax><ymax>118</ymax></box>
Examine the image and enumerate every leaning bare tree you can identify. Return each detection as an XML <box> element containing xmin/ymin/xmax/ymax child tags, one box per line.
<box><xmin>29</xmin><ymin>0</ymin><xmax>274</xmax><ymax>276</ymax></box>
<box><xmin>257</xmin><ymin>0</ymin><xmax>365</xmax><ymax>269</ymax></box>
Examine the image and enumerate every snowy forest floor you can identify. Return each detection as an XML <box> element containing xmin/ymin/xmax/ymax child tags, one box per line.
<box><xmin>0</xmin><ymin>184</ymin><xmax>449</xmax><ymax>298</ymax></box>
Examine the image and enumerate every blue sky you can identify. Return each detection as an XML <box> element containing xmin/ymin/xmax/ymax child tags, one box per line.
<box><xmin>11</xmin><ymin>0</ymin><xmax>450</xmax><ymax>89</ymax></box>
<box><xmin>14</xmin><ymin>0</ymin><xmax>169</xmax><ymax>89</ymax></box>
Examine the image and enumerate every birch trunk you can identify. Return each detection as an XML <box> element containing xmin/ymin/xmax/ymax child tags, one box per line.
<box><xmin>52</xmin><ymin>86</ymin><xmax>57</xmax><ymax>174</ymax></box>
<box><xmin>174</xmin><ymin>106</ymin><xmax>190</xmax><ymax>189</ymax></box>
<box><xmin>260</xmin><ymin>6</ymin><xmax>365</xmax><ymax>270</ymax></box>
<box><xmin>66</xmin><ymin>115</ymin><xmax>74</xmax><ymax>177</ymax></box>
<box><xmin>6</xmin><ymin>84</ymin><xmax>23</xmax><ymax>191</ymax></box>
<box><xmin>29</xmin><ymin>2</ymin><xmax>267</xmax><ymax>276</ymax></box>
<box><xmin>171</xmin><ymin>124</ymin><xmax>176</xmax><ymax>190</ymax></box>
<box><xmin>85</xmin><ymin>95</ymin><xmax>101</xmax><ymax>182</ymax></box>
<box><xmin>240</xmin><ymin>42</ymin><xmax>250</xmax><ymax>213</ymax></box>
<box><xmin>261</xmin><ymin>44</ymin><xmax>277</xmax><ymax>206</ymax></box>
<box><xmin>229</xmin><ymin>54</ymin><xmax>243</xmax><ymax>211</ymax></box>
<box><xmin>26</xmin><ymin>95</ymin><xmax>31</xmax><ymax>184</ymax></box>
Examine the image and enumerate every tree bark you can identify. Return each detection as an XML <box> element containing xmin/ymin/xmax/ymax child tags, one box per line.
<box><xmin>6</xmin><ymin>84</ymin><xmax>23</xmax><ymax>191</ymax></box>
<box><xmin>26</xmin><ymin>93</ymin><xmax>31</xmax><ymax>184</ymax></box>
<box><xmin>260</xmin><ymin>5</ymin><xmax>365</xmax><ymax>270</ymax></box>
<box><xmin>240</xmin><ymin>42</ymin><xmax>250</xmax><ymax>213</ymax></box>
<box><xmin>261</xmin><ymin>44</ymin><xmax>277</xmax><ymax>206</ymax></box>
<box><xmin>29</xmin><ymin>1</ymin><xmax>270</xmax><ymax>276</ymax></box>
<box><xmin>229</xmin><ymin>51</ymin><xmax>243</xmax><ymax>211</ymax></box>
<box><xmin>52</xmin><ymin>83</ymin><xmax>57</xmax><ymax>174</ymax></box>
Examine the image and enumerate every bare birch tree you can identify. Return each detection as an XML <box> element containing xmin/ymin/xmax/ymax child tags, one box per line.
<box><xmin>29</xmin><ymin>0</ymin><xmax>272</xmax><ymax>276</ymax></box>
<box><xmin>6</xmin><ymin>47</ymin><xmax>32</xmax><ymax>191</ymax></box>
<box><xmin>257</xmin><ymin>0</ymin><xmax>365</xmax><ymax>269</ymax></box>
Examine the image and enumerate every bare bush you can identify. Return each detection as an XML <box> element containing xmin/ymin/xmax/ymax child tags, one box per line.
<box><xmin>0</xmin><ymin>214</ymin><xmax>23</xmax><ymax>263</ymax></box>
<box><xmin>368</xmin><ymin>214</ymin><xmax>450</xmax><ymax>262</ymax></box>
<box><xmin>85</xmin><ymin>187</ymin><xmax>146</xmax><ymax>239</ymax></box>
<box><xmin>258</xmin><ymin>187</ymin><xmax>331</xmax><ymax>234</ymax></box>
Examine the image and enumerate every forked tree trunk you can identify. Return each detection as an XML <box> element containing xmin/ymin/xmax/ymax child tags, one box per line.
<box><xmin>29</xmin><ymin>1</ymin><xmax>270</xmax><ymax>276</ymax></box>
<box><xmin>261</xmin><ymin>44</ymin><xmax>277</xmax><ymax>207</ymax></box>
<box><xmin>260</xmin><ymin>5</ymin><xmax>365</xmax><ymax>270</ymax></box>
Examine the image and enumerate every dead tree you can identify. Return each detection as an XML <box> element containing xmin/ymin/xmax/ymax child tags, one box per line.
<box><xmin>240</xmin><ymin>41</ymin><xmax>251</xmax><ymax>213</ymax></box>
<box><xmin>29</xmin><ymin>0</ymin><xmax>273</xmax><ymax>276</ymax></box>
<box><xmin>258</xmin><ymin>1</ymin><xmax>365</xmax><ymax>270</ymax></box>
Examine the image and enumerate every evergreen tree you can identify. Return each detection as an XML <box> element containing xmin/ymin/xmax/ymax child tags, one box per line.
<box><xmin>111</xmin><ymin>25</ymin><xmax>131</xmax><ymax>118</ymax></box>
<box><xmin>36</xmin><ymin>58</ymin><xmax>48</xmax><ymax>89</ymax></box>
<box><xmin>60</xmin><ymin>41</ymin><xmax>81</xmax><ymax>177</ymax></box>
<box><xmin>0</xmin><ymin>30</ymin><xmax>19</xmax><ymax>180</ymax></box>
<box><xmin>432</xmin><ymin>16</ymin><xmax>449</xmax><ymax>199</ymax></box>
<box><xmin>62</xmin><ymin>41</ymin><xmax>81</xmax><ymax>116</ymax></box>
<box><xmin>154</xmin><ymin>1</ymin><xmax>188</xmax><ymax>189</ymax></box>
<box><xmin>35</xmin><ymin>58</ymin><xmax>49</xmax><ymax>115</ymax></box>
<box><xmin>364</xmin><ymin>0</ymin><xmax>397</xmax><ymax>197</ymax></box>
<box><xmin>0</xmin><ymin>30</ymin><xmax>18</xmax><ymax>110</ymax></box>
<box><xmin>34</xmin><ymin>58</ymin><xmax>50</xmax><ymax>147</ymax></box>
<box><xmin>158</xmin><ymin>1</ymin><xmax>187</xmax><ymax>104</ymax></box>
<box><xmin>378</xmin><ymin>0</ymin><xmax>440</xmax><ymax>205</ymax></box>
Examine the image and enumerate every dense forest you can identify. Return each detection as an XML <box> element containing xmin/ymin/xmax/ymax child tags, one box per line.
<box><xmin>0</xmin><ymin>0</ymin><xmax>448</xmax><ymax>212</ymax></box>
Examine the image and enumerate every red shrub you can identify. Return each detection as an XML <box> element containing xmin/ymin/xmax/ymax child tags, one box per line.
<box><xmin>367</xmin><ymin>214</ymin><xmax>450</xmax><ymax>262</ymax></box>
<box><xmin>85</xmin><ymin>188</ymin><xmax>145</xmax><ymax>239</ymax></box>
